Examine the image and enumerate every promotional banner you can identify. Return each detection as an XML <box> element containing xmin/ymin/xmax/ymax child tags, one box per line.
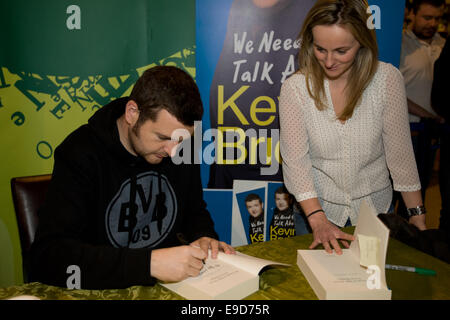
<box><xmin>198</xmin><ymin>0</ymin><xmax>316</xmax><ymax>189</ymax></box>
<box><xmin>0</xmin><ymin>0</ymin><xmax>195</xmax><ymax>287</ymax></box>
<box><xmin>197</xmin><ymin>0</ymin><xmax>405</xmax><ymax>245</ymax></box>
<box><xmin>0</xmin><ymin>0</ymin><xmax>406</xmax><ymax>287</ymax></box>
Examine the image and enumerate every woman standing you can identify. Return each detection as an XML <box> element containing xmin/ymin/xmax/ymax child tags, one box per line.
<box><xmin>279</xmin><ymin>0</ymin><xmax>426</xmax><ymax>255</ymax></box>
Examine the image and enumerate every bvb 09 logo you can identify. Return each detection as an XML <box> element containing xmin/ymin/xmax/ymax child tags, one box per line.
<box><xmin>105</xmin><ymin>172</ymin><xmax>178</xmax><ymax>249</ymax></box>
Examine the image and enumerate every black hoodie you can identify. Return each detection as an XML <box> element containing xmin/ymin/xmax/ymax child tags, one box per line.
<box><xmin>29</xmin><ymin>97</ymin><xmax>218</xmax><ymax>289</ymax></box>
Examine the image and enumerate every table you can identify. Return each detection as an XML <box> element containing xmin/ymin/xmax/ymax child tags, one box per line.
<box><xmin>1</xmin><ymin>230</ymin><xmax>449</xmax><ymax>300</ymax></box>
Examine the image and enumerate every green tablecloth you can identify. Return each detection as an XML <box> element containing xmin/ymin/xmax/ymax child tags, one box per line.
<box><xmin>1</xmin><ymin>230</ymin><xmax>449</xmax><ymax>300</ymax></box>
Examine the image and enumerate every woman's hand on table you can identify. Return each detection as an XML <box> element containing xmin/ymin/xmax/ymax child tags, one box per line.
<box><xmin>307</xmin><ymin>211</ymin><xmax>355</xmax><ymax>255</ymax></box>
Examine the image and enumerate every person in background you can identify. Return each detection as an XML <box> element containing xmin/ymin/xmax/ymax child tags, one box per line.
<box><xmin>30</xmin><ymin>66</ymin><xmax>234</xmax><ymax>289</ymax></box>
<box><xmin>279</xmin><ymin>0</ymin><xmax>425</xmax><ymax>255</ymax></box>
<box><xmin>404</xmin><ymin>0</ymin><xmax>415</xmax><ymax>30</ymax></box>
<box><xmin>397</xmin><ymin>0</ymin><xmax>446</xmax><ymax>219</ymax></box>
<box><xmin>431</xmin><ymin>39</ymin><xmax>449</xmax><ymax>234</ymax></box>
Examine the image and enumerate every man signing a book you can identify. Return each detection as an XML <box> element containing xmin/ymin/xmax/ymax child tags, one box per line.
<box><xmin>29</xmin><ymin>66</ymin><xmax>234</xmax><ymax>289</ymax></box>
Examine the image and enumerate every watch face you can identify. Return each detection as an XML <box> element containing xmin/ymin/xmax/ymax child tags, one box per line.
<box><xmin>407</xmin><ymin>206</ymin><xmax>426</xmax><ymax>216</ymax></box>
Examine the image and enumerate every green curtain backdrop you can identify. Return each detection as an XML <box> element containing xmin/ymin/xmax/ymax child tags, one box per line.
<box><xmin>0</xmin><ymin>0</ymin><xmax>195</xmax><ymax>287</ymax></box>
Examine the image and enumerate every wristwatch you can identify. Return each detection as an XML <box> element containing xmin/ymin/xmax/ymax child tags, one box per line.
<box><xmin>406</xmin><ymin>205</ymin><xmax>427</xmax><ymax>217</ymax></box>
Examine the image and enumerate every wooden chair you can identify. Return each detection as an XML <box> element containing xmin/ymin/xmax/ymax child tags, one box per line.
<box><xmin>11</xmin><ymin>174</ymin><xmax>51</xmax><ymax>282</ymax></box>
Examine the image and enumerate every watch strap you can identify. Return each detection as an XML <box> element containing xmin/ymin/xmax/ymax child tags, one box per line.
<box><xmin>407</xmin><ymin>205</ymin><xmax>427</xmax><ymax>217</ymax></box>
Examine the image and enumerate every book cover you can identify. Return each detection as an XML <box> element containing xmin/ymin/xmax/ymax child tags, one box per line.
<box><xmin>267</xmin><ymin>182</ymin><xmax>297</xmax><ymax>241</ymax></box>
<box><xmin>232</xmin><ymin>180</ymin><xmax>268</xmax><ymax>246</ymax></box>
<box><xmin>232</xmin><ymin>180</ymin><xmax>302</xmax><ymax>246</ymax></box>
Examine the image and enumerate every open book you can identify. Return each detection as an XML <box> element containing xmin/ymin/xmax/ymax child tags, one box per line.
<box><xmin>160</xmin><ymin>251</ymin><xmax>288</xmax><ymax>300</ymax></box>
<box><xmin>297</xmin><ymin>201</ymin><xmax>392</xmax><ymax>300</ymax></box>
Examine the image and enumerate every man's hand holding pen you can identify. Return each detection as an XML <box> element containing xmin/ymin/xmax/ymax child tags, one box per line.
<box><xmin>150</xmin><ymin>237</ymin><xmax>235</xmax><ymax>282</ymax></box>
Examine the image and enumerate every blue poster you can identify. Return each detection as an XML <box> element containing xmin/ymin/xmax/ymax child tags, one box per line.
<box><xmin>196</xmin><ymin>0</ymin><xmax>404</xmax><ymax>189</ymax></box>
<box><xmin>197</xmin><ymin>0</ymin><xmax>405</xmax><ymax>244</ymax></box>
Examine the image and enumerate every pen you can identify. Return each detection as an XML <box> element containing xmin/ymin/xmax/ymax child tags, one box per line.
<box><xmin>385</xmin><ymin>264</ymin><xmax>436</xmax><ymax>276</ymax></box>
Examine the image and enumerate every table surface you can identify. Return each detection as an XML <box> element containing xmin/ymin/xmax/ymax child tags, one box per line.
<box><xmin>1</xmin><ymin>229</ymin><xmax>449</xmax><ymax>300</ymax></box>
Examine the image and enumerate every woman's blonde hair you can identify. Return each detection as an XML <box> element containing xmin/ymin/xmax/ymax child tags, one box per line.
<box><xmin>297</xmin><ymin>0</ymin><xmax>378</xmax><ymax>120</ymax></box>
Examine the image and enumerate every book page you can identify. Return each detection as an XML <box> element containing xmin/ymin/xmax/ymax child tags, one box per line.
<box><xmin>187</xmin><ymin>257</ymin><xmax>253</xmax><ymax>288</ymax></box>
<box><xmin>161</xmin><ymin>250</ymin><xmax>288</xmax><ymax>299</ymax></box>
<box><xmin>215</xmin><ymin>251</ymin><xmax>289</xmax><ymax>275</ymax></box>
<box><xmin>350</xmin><ymin>200</ymin><xmax>390</xmax><ymax>287</ymax></box>
<box><xmin>358</xmin><ymin>234</ymin><xmax>381</xmax><ymax>268</ymax></box>
<box><xmin>161</xmin><ymin>253</ymin><xmax>257</xmax><ymax>299</ymax></box>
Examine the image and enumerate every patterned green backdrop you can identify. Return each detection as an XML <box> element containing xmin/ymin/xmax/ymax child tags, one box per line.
<box><xmin>0</xmin><ymin>0</ymin><xmax>195</xmax><ymax>287</ymax></box>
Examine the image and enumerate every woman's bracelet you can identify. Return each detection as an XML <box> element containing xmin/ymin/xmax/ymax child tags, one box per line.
<box><xmin>306</xmin><ymin>209</ymin><xmax>324</xmax><ymax>218</ymax></box>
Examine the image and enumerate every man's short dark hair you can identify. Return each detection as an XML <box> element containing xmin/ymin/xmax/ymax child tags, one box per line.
<box><xmin>245</xmin><ymin>193</ymin><xmax>262</xmax><ymax>204</ymax></box>
<box><xmin>129</xmin><ymin>66</ymin><xmax>203</xmax><ymax>126</ymax></box>
<box><xmin>274</xmin><ymin>185</ymin><xmax>289</xmax><ymax>197</ymax></box>
<box><xmin>412</xmin><ymin>0</ymin><xmax>445</xmax><ymax>13</ymax></box>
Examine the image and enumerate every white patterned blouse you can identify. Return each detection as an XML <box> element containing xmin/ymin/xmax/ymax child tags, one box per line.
<box><xmin>279</xmin><ymin>61</ymin><xmax>421</xmax><ymax>227</ymax></box>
